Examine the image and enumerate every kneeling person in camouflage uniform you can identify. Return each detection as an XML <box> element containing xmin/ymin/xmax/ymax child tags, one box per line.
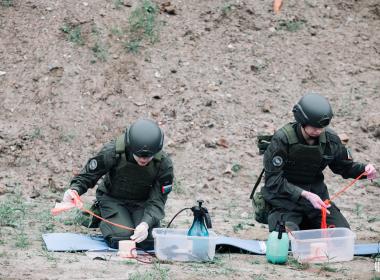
<box><xmin>262</xmin><ymin>93</ymin><xmax>377</xmax><ymax>232</ymax></box>
<box><xmin>62</xmin><ymin>119</ymin><xmax>174</xmax><ymax>249</ymax></box>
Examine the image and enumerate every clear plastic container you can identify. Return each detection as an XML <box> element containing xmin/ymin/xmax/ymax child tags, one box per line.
<box><xmin>289</xmin><ymin>228</ymin><xmax>355</xmax><ymax>263</ymax></box>
<box><xmin>152</xmin><ymin>228</ymin><xmax>218</xmax><ymax>262</ymax></box>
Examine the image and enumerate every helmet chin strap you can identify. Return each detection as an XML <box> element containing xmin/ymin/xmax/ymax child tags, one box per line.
<box><xmin>301</xmin><ymin>125</ymin><xmax>319</xmax><ymax>140</ymax></box>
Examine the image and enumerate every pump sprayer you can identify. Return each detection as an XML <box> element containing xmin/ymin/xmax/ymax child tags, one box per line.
<box><xmin>188</xmin><ymin>200</ymin><xmax>212</xmax><ymax>237</ymax></box>
<box><xmin>266</xmin><ymin>219</ymin><xmax>289</xmax><ymax>264</ymax></box>
<box><xmin>165</xmin><ymin>200</ymin><xmax>213</xmax><ymax>260</ymax></box>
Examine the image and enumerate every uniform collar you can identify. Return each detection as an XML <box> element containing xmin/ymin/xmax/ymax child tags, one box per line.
<box><xmin>296</xmin><ymin>123</ymin><xmax>326</xmax><ymax>145</ymax></box>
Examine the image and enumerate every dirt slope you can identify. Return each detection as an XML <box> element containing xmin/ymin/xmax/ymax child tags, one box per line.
<box><xmin>0</xmin><ymin>0</ymin><xmax>379</xmax><ymax>279</ymax></box>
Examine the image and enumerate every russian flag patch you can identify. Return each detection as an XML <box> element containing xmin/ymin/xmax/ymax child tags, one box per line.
<box><xmin>161</xmin><ymin>184</ymin><xmax>172</xmax><ymax>194</ymax></box>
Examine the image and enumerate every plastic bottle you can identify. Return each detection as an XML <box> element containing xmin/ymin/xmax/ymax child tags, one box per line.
<box><xmin>266</xmin><ymin>220</ymin><xmax>289</xmax><ymax>264</ymax></box>
<box><xmin>188</xmin><ymin>200</ymin><xmax>212</xmax><ymax>260</ymax></box>
<box><xmin>188</xmin><ymin>202</ymin><xmax>209</xmax><ymax>237</ymax></box>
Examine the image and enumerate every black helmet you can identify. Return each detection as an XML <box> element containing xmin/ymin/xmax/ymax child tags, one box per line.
<box><xmin>126</xmin><ymin>119</ymin><xmax>164</xmax><ymax>157</ymax></box>
<box><xmin>292</xmin><ymin>93</ymin><xmax>333</xmax><ymax>128</ymax></box>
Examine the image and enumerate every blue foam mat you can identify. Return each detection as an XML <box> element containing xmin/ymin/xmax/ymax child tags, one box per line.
<box><xmin>42</xmin><ymin>233</ymin><xmax>379</xmax><ymax>256</ymax></box>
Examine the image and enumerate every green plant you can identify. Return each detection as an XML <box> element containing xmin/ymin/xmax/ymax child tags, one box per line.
<box><xmin>0</xmin><ymin>251</ymin><xmax>8</xmax><ymax>257</ymax></box>
<box><xmin>287</xmin><ymin>257</ymin><xmax>310</xmax><ymax>270</ymax></box>
<box><xmin>39</xmin><ymin>249</ymin><xmax>58</xmax><ymax>262</ymax></box>
<box><xmin>231</xmin><ymin>163</ymin><xmax>242</xmax><ymax>172</ymax></box>
<box><xmin>232</xmin><ymin>223</ymin><xmax>244</xmax><ymax>233</ymax></box>
<box><xmin>111</xmin><ymin>27</ymin><xmax>124</xmax><ymax>37</ymax></box>
<box><xmin>122</xmin><ymin>259</ymin><xmax>136</xmax><ymax>265</ymax></box>
<box><xmin>0</xmin><ymin>193</ymin><xmax>27</xmax><ymax>229</ymax></box>
<box><xmin>30</xmin><ymin>127</ymin><xmax>42</xmax><ymax>139</ymax></box>
<box><xmin>64</xmin><ymin>256</ymin><xmax>80</xmax><ymax>263</ymax></box>
<box><xmin>354</xmin><ymin>203</ymin><xmax>364</xmax><ymax>217</ymax></box>
<box><xmin>126</xmin><ymin>0</ymin><xmax>160</xmax><ymax>53</ymax></box>
<box><xmin>38</xmin><ymin>210</ymin><xmax>55</xmax><ymax>232</ymax></box>
<box><xmin>125</xmin><ymin>40</ymin><xmax>141</xmax><ymax>53</ymax></box>
<box><xmin>114</xmin><ymin>0</ymin><xmax>123</xmax><ymax>9</ymax></box>
<box><xmin>252</xmin><ymin>274</ymin><xmax>266</xmax><ymax>280</ymax></box>
<box><xmin>59</xmin><ymin>133</ymin><xmax>75</xmax><ymax>143</ymax></box>
<box><xmin>277</xmin><ymin>19</ymin><xmax>306</xmax><ymax>32</ymax></box>
<box><xmin>128</xmin><ymin>262</ymin><xmax>170</xmax><ymax>280</ymax></box>
<box><xmin>58</xmin><ymin>208</ymin><xmax>88</xmax><ymax>228</ymax></box>
<box><xmin>221</xmin><ymin>3</ymin><xmax>233</xmax><ymax>16</ymax></box>
<box><xmin>92</xmin><ymin>42</ymin><xmax>108</xmax><ymax>61</ymax></box>
<box><xmin>91</xmin><ymin>25</ymin><xmax>101</xmax><ymax>36</ymax></box>
<box><xmin>173</xmin><ymin>178</ymin><xmax>185</xmax><ymax>194</ymax></box>
<box><xmin>1</xmin><ymin>0</ymin><xmax>13</xmax><ymax>7</ymax></box>
<box><xmin>15</xmin><ymin>232</ymin><xmax>29</xmax><ymax>248</ymax></box>
<box><xmin>61</xmin><ymin>24</ymin><xmax>84</xmax><ymax>45</ymax></box>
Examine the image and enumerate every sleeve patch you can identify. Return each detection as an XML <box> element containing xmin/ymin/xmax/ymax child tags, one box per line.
<box><xmin>161</xmin><ymin>184</ymin><xmax>172</xmax><ymax>194</ymax></box>
<box><xmin>86</xmin><ymin>156</ymin><xmax>105</xmax><ymax>172</ymax></box>
<box><xmin>89</xmin><ymin>159</ymin><xmax>98</xmax><ymax>170</ymax></box>
<box><xmin>272</xmin><ymin>155</ymin><xmax>284</xmax><ymax>167</ymax></box>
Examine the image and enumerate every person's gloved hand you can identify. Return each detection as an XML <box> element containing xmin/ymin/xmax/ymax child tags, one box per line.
<box><xmin>365</xmin><ymin>164</ymin><xmax>377</xmax><ymax>180</ymax></box>
<box><xmin>301</xmin><ymin>191</ymin><xmax>330</xmax><ymax>214</ymax></box>
<box><xmin>130</xmin><ymin>222</ymin><xmax>149</xmax><ymax>243</ymax></box>
<box><xmin>62</xmin><ymin>189</ymin><xmax>79</xmax><ymax>203</ymax></box>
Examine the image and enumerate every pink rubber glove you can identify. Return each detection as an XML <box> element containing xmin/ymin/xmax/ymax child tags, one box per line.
<box><xmin>62</xmin><ymin>189</ymin><xmax>79</xmax><ymax>203</ymax></box>
<box><xmin>365</xmin><ymin>164</ymin><xmax>377</xmax><ymax>180</ymax></box>
<box><xmin>301</xmin><ymin>191</ymin><xmax>330</xmax><ymax>214</ymax></box>
<box><xmin>130</xmin><ymin>222</ymin><xmax>149</xmax><ymax>243</ymax></box>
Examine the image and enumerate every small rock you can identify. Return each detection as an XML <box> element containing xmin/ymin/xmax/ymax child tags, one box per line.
<box><xmin>207</xmin><ymin>176</ymin><xmax>215</xmax><ymax>181</ymax></box>
<box><xmin>240</xmin><ymin>212</ymin><xmax>249</xmax><ymax>219</ymax></box>
<box><xmin>261</xmin><ymin>100</ymin><xmax>272</xmax><ymax>113</ymax></box>
<box><xmin>30</xmin><ymin>186</ymin><xmax>40</xmax><ymax>199</ymax></box>
<box><xmin>223</xmin><ymin>167</ymin><xmax>233</xmax><ymax>175</ymax></box>
<box><xmin>204</xmin><ymin>141</ymin><xmax>217</xmax><ymax>148</ymax></box>
<box><xmin>162</xmin><ymin>3</ymin><xmax>176</xmax><ymax>15</ymax></box>
<box><xmin>183</xmin><ymin>114</ymin><xmax>193</xmax><ymax>122</ymax></box>
<box><xmin>373</xmin><ymin>128</ymin><xmax>380</xmax><ymax>139</ymax></box>
<box><xmin>207</xmin><ymin>84</ymin><xmax>219</xmax><ymax>91</ymax></box>
<box><xmin>338</xmin><ymin>133</ymin><xmax>349</xmax><ymax>144</ymax></box>
<box><xmin>0</xmin><ymin>184</ymin><xmax>7</xmax><ymax>195</ymax></box>
<box><xmin>0</xmin><ymin>71</ymin><xmax>6</xmax><ymax>76</ymax></box>
<box><xmin>205</xmin><ymin>100</ymin><xmax>214</xmax><ymax>107</ymax></box>
<box><xmin>133</xmin><ymin>100</ymin><xmax>146</xmax><ymax>106</ymax></box>
<box><xmin>123</xmin><ymin>0</ymin><xmax>132</xmax><ymax>7</ymax></box>
<box><xmin>83</xmin><ymin>2</ymin><xmax>88</xmax><ymax>6</ymax></box>
<box><xmin>48</xmin><ymin>177</ymin><xmax>59</xmax><ymax>193</ymax></box>
<box><xmin>216</xmin><ymin>138</ymin><xmax>228</xmax><ymax>148</ymax></box>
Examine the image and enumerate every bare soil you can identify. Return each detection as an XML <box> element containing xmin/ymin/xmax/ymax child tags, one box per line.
<box><xmin>1</xmin><ymin>0</ymin><xmax>380</xmax><ymax>279</ymax></box>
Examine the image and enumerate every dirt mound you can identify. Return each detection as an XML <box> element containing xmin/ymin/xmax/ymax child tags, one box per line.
<box><xmin>0</xmin><ymin>0</ymin><xmax>379</xmax><ymax>279</ymax></box>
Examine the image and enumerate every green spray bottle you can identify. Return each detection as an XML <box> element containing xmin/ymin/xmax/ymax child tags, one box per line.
<box><xmin>266</xmin><ymin>220</ymin><xmax>289</xmax><ymax>264</ymax></box>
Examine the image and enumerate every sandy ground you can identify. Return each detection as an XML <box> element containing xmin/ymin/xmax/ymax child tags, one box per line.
<box><xmin>0</xmin><ymin>0</ymin><xmax>380</xmax><ymax>279</ymax></box>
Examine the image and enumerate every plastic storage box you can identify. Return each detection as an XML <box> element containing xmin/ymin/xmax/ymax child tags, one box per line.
<box><xmin>152</xmin><ymin>228</ymin><xmax>218</xmax><ymax>262</ymax></box>
<box><xmin>289</xmin><ymin>228</ymin><xmax>355</xmax><ymax>263</ymax></box>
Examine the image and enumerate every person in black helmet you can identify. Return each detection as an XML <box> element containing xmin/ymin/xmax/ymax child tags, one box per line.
<box><xmin>62</xmin><ymin>119</ymin><xmax>174</xmax><ymax>249</ymax></box>
<box><xmin>261</xmin><ymin>93</ymin><xmax>377</xmax><ymax>231</ymax></box>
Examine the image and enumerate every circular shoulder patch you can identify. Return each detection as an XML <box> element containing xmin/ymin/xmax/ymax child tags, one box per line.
<box><xmin>89</xmin><ymin>159</ymin><xmax>98</xmax><ymax>171</ymax></box>
<box><xmin>272</xmin><ymin>156</ymin><xmax>284</xmax><ymax>167</ymax></box>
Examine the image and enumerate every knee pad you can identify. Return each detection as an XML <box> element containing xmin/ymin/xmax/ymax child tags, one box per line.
<box><xmin>285</xmin><ymin>221</ymin><xmax>300</xmax><ymax>232</ymax></box>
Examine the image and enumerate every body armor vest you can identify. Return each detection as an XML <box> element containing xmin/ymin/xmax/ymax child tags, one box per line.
<box><xmin>281</xmin><ymin>123</ymin><xmax>326</xmax><ymax>184</ymax></box>
<box><xmin>101</xmin><ymin>134</ymin><xmax>162</xmax><ymax>200</ymax></box>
